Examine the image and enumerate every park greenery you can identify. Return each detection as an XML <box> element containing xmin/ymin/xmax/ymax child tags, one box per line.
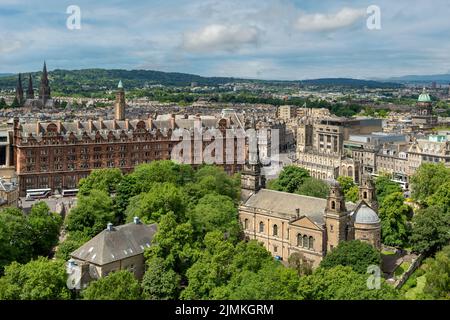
<box><xmin>267</xmin><ymin>166</ymin><xmax>330</xmax><ymax>199</ymax></box>
<box><xmin>0</xmin><ymin>161</ymin><xmax>449</xmax><ymax>299</ymax></box>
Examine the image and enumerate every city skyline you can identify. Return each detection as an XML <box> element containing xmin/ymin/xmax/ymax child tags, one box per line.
<box><xmin>1</xmin><ymin>0</ymin><xmax>450</xmax><ymax>80</ymax></box>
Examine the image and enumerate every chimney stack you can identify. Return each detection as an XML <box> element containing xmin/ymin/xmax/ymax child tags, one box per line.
<box><xmin>295</xmin><ymin>208</ymin><xmax>300</xmax><ymax>218</ymax></box>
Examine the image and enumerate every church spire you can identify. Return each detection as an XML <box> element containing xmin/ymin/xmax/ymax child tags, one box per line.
<box><xmin>15</xmin><ymin>73</ymin><xmax>24</xmax><ymax>105</ymax></box>
<box><xmin>39</xmin><ymin>61</ymin><xmax>51</xmax><ymax>105</ymax></box>
<box><xmin>26</xmin><ymin>74</ymin><xmax>34</xmax><ymax>99</ymax></box>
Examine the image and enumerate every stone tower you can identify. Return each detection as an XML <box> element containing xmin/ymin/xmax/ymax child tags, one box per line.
<box><xmin>114</xmin><ymin>80</ymin><xmax>126</xmax><ymax>121</ymax></box>
<box><xmin>324</xmin><ymin>181</ymin><xmax>348</xmax><ymax>252</ymax></box>
<box><xmin>240</xmin><ymin>136</ymin><xmax>265</xmax><ymax>202</ymax></box>
<box><xmin>15</xmin><ymin>73</ymin><xmax>24</xmax><ymax>105</ymax></box>
<box><xmin>26</xmin><ymin>74</ymin><xmax>34</xmax><ymax>100</ymax></box>
<box><xmin>359</xmin><ymin>174</ymin><xmax>378</xmax><ymax>210</ymax></box>
<box><xmin>39</xmin><ymin>62</ymin><xmax>51</xmax><ymax>105</ymax></box>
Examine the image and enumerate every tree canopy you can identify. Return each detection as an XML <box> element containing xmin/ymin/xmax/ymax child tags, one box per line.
<box><xmin>82</xmin><ymin>270</ymin><xmax>141</xmax><ymax>300</ymax></box>
<box><xmin>320</xmin><ymin>240</ymin><xmax>381</xmax><ymax>274</ymax></box>
<box><xmin>379</xmin><ymin>192</ymin><xmax>411</xmax><ymax>247</ymax></box>
<box><xmin>410</xmin><ymin>163</ymin><xmax>450</xmax><ymax>204</ymax></box>
<box><xmin>0</xmin><ymin>257</ymin><xmax>70</xmax><ymax>300</ymax></box>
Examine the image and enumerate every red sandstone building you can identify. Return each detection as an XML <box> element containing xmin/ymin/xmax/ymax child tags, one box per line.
<box><xmin>13</xmin><ymin>80</ymin><xmax>245</xmax><ymax>196</ymax></box>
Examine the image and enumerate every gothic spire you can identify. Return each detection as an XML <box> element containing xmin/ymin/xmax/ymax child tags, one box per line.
<box><xmin>15</xmin><ymin>73</ymin><xmax>24</xmax><ymax>105</ymax></box>
<box><xmin>26</xmin><ymin>74</ymin><xmax>34</xmax><ymax>99</ymax></box>
<box><xmin>39</xmin><ymin>61</ymin><xmax>51</xmax><ymax>104</ymax></box>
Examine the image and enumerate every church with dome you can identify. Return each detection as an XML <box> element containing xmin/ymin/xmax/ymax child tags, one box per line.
<box><xmin>239</xmin><ymin>159</ymin><xmax>381</xmax><ymax>268</ymax></box>
<box><xmin>412</xmin><ymin>87</ymin><xmax>438</xmax><ymax>129</ymax></box>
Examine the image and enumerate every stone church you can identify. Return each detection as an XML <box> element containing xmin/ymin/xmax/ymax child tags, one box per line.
<box><xmin>239</xmin><ymin>156</ymin><xmax>381</xmax><ymax>268</ymax></box>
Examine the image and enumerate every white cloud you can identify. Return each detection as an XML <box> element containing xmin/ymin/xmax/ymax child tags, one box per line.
<box><xmin>182</xmin><ymin>24</ymin><xmax>263</xmax><ymax>52</ymax></box>
<box><xmin>295</xmin><ymin>7</ymin><xmax>365</xmax><ymax>32</ymax></box>
<box><xmin>0</xmin><ymin>35</ymin><xmax>22</xmax><ymax>54</ymax></box>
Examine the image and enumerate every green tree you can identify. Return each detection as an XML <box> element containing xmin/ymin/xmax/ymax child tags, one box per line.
<box><xmin>288</xmin><ymin>252</ymin><xmax>313</xmax><ymax>276</ymax></box>
<box><xmin>223</xmin><ymin>262</ymin><xmax>301</xmax><ymax>300</ymax></box>
<box><xmin>142</xmin><ymin>256</ymin><xmax>181</xmax><ymax>300</ymax></box>
<box><xmin>0</xmin><ymin>208</ymin><xmax>33</xmax><ymax>273</ymax></box>
<box><xmin>125</xmin><ymin>182</ymin><xmax>186</xmax><ymax>224</ymax></box>
<box><xmin>28</xmin><ymin>202</ymin><xmax>62</xmax><ymax>256</ymax></box>
<box><xmin>0</xmin><ymin>257</ymin><xmax>70</xmax><ymax>300</ymax></box>
<box><xmin>55</xmin><ymin>231</ymin><xmax>91</xmax><ymax>261</ymax></box>
<box><xmin>10</xmin><ymin>97</ymin><xmax>21</xmax><ymax>108</ymax></box>
<box><xmin>181</xmin><ymin>231</ymin><xmax>238</xmax><ymax>300</ymax></box>
<box><xmin>337</xmin><ymin>176</ymin><xmax>359</xmax><ymax>202</ymax></box>
<box><xmin>427</xmin><ymin>181</ymin><xmax>450</xmax><ymax>213</ymax></box>
<box><xmin>66</xmin><ymin>189</ymin><xmax>115</xmax><ymax>237</ymax></box>
<box><xmin>82</xmin><ymin>270</ymin><xmax>141</xmax><ymax>300</ymax></box>
<box><xmin>297</xmin><ymin>266</ymin><xmax>399</xmax><ymax>300</ymax></box>
<box><xmin>379</xmin><ymin>192</ymin><xmax>411</xmax><ymax>247</ymax></box>
<box><xmin>410</xmin><ymin>205</ymin><xmax>450</xmax><ymax>253</ymax></box>
<box><xmin>187</xmin><ymin>194</ymin><xmax>239</xmax><ymax>240</ymax></box>
<box><xmin>296</xmin><ymin>177</ymin><xmax>329</xmax><ymax>199</ymax></box>
<box><xmin>184</xmin><ymin>165</ymin><xmax>240</xmax><ymax>202</ymax></box>
<box><xmin>130</xmin><ymin>161</ymin><xmax>194</xmax><ymax>193</ymax></box>
<box><xmin>268</xmin><ymin>166</ymin><xmax>310</xmax><ymax>193</ymax></box>
<box><xmin>145</xmin><ymin>212</ymin><xmax>198</xmax><ymax>276</ymax></box>
<box><xmin>320</xmin><ymin>240</ymin><xmax>381</xmax><ymax>274</ymax></box>
<box><xmin>375</xmin><ymin>175</ymin><xmax>402</xmax><ymax>204</ymax></box>
<box><xmin>0</xmin><ymin>98</ymin><xmax>7</xmax><ymax>109</ymax></box>
<box><xmin>78</xmin><ymin>168</ymin><xmax>123</xmax><ymax>196</ymax></box>
<box><xmin>410</xmin><ymin>163</ymin><xmax>450</xmax><ymax>204</ymax></box>
<box><xmin>423</xmin><ymin>245</ymin><xmax>450</xmax><ymax>299</ymax></box>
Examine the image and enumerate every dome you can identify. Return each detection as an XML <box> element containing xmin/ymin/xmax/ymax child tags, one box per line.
<box><xmin>418</xmin><ymin>88</ymin><xmax>431</xmax><ymax>103</ymax></box>
<box><xmin>354</xmin><ymin>204</ymin><xmax>380</xmax><ymax>224</ymax></box>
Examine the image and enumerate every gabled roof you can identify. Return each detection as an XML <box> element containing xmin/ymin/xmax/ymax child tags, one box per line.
<box><xmin>71</xmin><ymin>222</ymin><xmax>157</xmax><ymax>265</ymax></box>
<box><xmin>242</xmin><ymin>189</ymin><xmax>356</xmax><ymax>225</ymax></box>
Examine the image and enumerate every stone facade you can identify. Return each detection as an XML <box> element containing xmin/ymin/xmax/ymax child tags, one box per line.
<box><xmin>239</xmin><ymin>159</ymin><xmax>381</xmax><ymax>268</ymax></box>
<box><xmin>13</xmin><ymin>85</ymin><xmax>245</xmax><ymax>196</ymax></box>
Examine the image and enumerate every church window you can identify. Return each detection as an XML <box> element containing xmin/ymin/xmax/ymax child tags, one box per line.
<box><xmin>303</xmin><ymin>235</ymin><xmax>309</xmax><ymax>248</ymax></box>
<box><xmin>259</xmin><ymin>222</ymin><xmax>264</xmax><ymax>233</ymax></box>
<box><xmin>244</xmin><ymin>219</ymin><xmax>249</xmax><ymax>230</ymax></box>
<box><xmin>363</xmin><ymin>191</ymin><xmax>367</xmax><ymax>199</ymax></box>
<box><xmin>331</xmin><ymin>201</ymin><xmax>336</xmax><ymax>210</ymax></box>
<box><xmin>297</xmin><ymin>234</ymin><xmax>302</xmax><ymax>246</ymax></box>
<box><xmin>273</xmin><ymin>224</ymin><xmax>278</xmax><ymax>237</ymax></box>
<box><xmin>309</xmin><ymin>236</ymin><xmax>314</xmax><ymax>250</ymax></box>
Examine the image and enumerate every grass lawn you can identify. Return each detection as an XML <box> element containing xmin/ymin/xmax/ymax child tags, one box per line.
<box><xmin>394</xmin><ymin>261</ymin><xmax>411</xmax><ymax>277</ymax></box>
<box><xmin>381</xmin><ymin>250</ymin><xmax>396</xmax><ymax>256</ymax></box>
<box><xmin>404</xmin><ymin>275</ymin><xmax>426</xmax><ymax>300</ymax></box>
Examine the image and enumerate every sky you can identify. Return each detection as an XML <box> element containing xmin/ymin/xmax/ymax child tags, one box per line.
<box><xmin>0</xmin><ymin>0</ymin><xmax>449</xmax><ymax>80</ymax></box>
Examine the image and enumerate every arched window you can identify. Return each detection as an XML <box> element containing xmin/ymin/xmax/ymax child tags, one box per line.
<box><xmin>297</xmin><ymin>234</ymin><xmax>302</xmax><ymax>246</ymax></box>
<box><xmin>348</xmin><ymin>166</ymin><xmax>353</xmax><ymax>177</ymax></box>
<box><xmin>331</xmin><ymin>201</ymin><xmax>336</xmax><ymax>210</ymax></box>
<box><xmin>273</xmin><ymin>224</ymin><xmax>278</xmax><ymax>237</ymax></box>
<box><xmin>303</xmin><ymin>235</ymin><xmax>309</xmax><ymax>248</ymax></box>
<box><xmin>363</xmin><ymin>191</ymin><xmax>367</xmax><ymax>199</ymax></box>
<box><xmin>259</xmin><ymin>221</ymin><xmax>264</xmax><ymax>233</ymax></box>
<box><xmin>244</xmin><ymin>219</ymin><xmax>249</xmax><ymax>230</ymax></box>
<box><xmin>309</xmin><ymin>236</ymin><xmax>314</xmax><ymax>250</ymax></box>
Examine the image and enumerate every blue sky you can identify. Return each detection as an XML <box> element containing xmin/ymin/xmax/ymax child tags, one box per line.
<box><xmin>0</xmin><ymin>0</ymin><xmax>449</xmax><ymax>80</ymax></box>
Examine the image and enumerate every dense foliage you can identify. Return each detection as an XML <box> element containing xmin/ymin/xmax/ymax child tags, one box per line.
<box><xmin>0</xmin><ymin>204</ymin><xmax>62</xmax><ymax>273</ymax></box>
<box><xmin>268</xmin><ymin>166</ymin><xmax>330</xmax><ymax>199</ymax></box>
<box><xmin>0</xmin><ymin>257</ymin><xmax>70</xmax><ymax>300</ymax></box>
<box><xmin>320</xmin><ymin>240</ymin><xmax>381</xmax><ymax>274</ymax></box>
<box><xmin>82</xmin><ymin>270</ymin><xmax>141</xmax><ymax>300</ymax></box>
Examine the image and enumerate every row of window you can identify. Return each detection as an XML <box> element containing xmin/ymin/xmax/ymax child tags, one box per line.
<box><xmin>244</xmin><ymin>219</ymin><xmax>315</xmax><ymax>250</ymax></box>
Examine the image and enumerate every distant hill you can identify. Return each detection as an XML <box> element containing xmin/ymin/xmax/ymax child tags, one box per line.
<box><xmin>0</xmin><ymin>69</ymin><xmax>401</xmax><ymax>93</ymax></box>
<box><xmin>386</xmin><ymin>73</ymin><xmax>450</xmax><ymax>84</ymax></box>
<box><xmin>0</xmin><ymin>73</ymin><xmax>13</xmax><ymax>78</ymax></box>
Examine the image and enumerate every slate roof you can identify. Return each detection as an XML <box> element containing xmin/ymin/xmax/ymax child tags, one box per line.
<box><xmin>243</xmin><ymin>189</ymin><xmax>357</xmax><ymax>225</ymax></box>
<box><xmin>71</xmin><ymin>221</ymin><xmax>157</xmax><ymax>265</ymax></box>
